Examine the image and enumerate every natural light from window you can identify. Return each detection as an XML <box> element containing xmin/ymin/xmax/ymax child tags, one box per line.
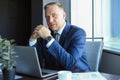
<box><xmin>71</xmin><ymin>0</ymin><xmax>120</xmax><ymax>52</ymax></box>
<box><xmin>71</xmin><ymin>0</ymin><xmax>92</xmax><ymax>37</ymax></box>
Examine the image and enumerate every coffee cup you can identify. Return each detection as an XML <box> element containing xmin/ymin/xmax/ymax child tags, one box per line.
<box><xmin>58</xmin><ymin>70</ymin><xmax>72</xmax><ymax>80</ymax></box>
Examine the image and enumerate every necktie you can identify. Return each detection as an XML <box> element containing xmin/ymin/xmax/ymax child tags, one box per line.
<box><xmin>54</xmin><ymin>32</ymin><xmax>60</xmax><ymax>41</ymax></box>
<box><xmin>53</xmin><ymin>32</ymin><xmax>62</xmax><ymax>68</ymax></box>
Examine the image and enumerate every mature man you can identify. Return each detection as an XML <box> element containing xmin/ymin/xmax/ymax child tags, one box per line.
<box><xmin>29</xmin><ymin>2</ymin><xmax>90</xmax><ymax>72</ymax></box>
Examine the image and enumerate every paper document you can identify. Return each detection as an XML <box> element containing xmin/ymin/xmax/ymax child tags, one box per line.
<box><xmin>72</xmin><ymin>72</ymin><xmax>107</xmax><ymax>80</ymax></box>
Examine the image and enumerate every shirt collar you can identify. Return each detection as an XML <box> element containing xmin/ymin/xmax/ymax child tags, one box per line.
<box><xmin>57</xmin><ymin>22</ymin><xmax>66</xmax><ymax>35</ymax></box>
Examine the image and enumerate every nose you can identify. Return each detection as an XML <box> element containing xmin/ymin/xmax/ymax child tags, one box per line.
<box><xmin>48</xmin><ymin>16</ymin><xmax>54</xmax><ymax>23</ymax></box>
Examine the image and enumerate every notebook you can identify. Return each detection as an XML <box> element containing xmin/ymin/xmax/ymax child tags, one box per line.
<box><xmin>13</xmin><ymin>46</ymin><xmax>57</xmax><ymax>78</ymax></box>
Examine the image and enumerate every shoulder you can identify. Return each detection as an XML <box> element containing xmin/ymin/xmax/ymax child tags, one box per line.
<box><xmin>66</xmin><ymin>23</ymin><xmax>86</xmax><ymax>35</ymax></box>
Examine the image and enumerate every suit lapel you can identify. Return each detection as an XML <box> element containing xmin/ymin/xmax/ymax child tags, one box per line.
<box><xmin>59</xmin><ymin>23</ymin><xmax>71</xmax><ymax>45</ymax></box>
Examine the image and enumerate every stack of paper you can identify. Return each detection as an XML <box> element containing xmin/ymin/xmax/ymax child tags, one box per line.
<box><xmin>72</xmin><ymin>72</ymin><xmax>107</xmax><ymax>80</ymax></box>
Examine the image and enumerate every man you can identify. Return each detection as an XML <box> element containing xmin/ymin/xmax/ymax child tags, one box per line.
<box><xmin>29</xmin><ymin>2</ymin><xmax>90</xmax><ymax>72</ymax></box>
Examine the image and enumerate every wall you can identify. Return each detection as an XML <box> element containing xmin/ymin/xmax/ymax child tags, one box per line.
<box><xmin>0</xmin><ymin>0</ymin><xmax>9</xmax><ymax>37</ymax></box>
<box><xmin>31</xmin><ymin>0</ymin><xmax>43</xmax><ymax>29</ymax></box>
<box><xmin>59</xmin><ymin>0</ymin><xmax>71</xmax><ymax>23</ymax></box>
<box><xmin>0</xmin><ymin>0</ymin><xmax>31</xmax><ymax>45</ymax></box>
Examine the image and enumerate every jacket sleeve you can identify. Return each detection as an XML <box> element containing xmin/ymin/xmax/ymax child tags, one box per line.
<box><xmin>47</xmin><ymin>28</ymin><xmax>87</xmax><ymax>70</ymax></box>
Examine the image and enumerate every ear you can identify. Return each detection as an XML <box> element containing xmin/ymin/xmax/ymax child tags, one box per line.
<box><xmin>63</xmin><ymin>12</ymin><xmax>66</xmax><ymax>19</ymax></box>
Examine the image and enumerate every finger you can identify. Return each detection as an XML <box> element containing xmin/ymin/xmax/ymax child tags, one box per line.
<box><xmin>34</xmin><ymin>25</ymin><xmax>42</xmax><ymax>31</ymax></box>
<box><xmin>37</xmin><ymin>24</ymin><xmax>43</xmax><ymax>28</ymax></box>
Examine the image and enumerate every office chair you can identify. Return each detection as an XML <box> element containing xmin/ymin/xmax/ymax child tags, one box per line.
<box><xmin>86</xmin><ymin>39</ymin><xmax>103</xmax><ymax>71</ymax></box>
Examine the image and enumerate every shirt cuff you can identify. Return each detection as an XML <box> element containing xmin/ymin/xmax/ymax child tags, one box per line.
<box><xmin>29</xmin><ymin>39</ymin><xmax>37</xmax><ymax>46</ymax></box>
<box><xmin>46</xmin><ymin>38</ymin><xmax>55</xmax><ymax>48</ymax></box>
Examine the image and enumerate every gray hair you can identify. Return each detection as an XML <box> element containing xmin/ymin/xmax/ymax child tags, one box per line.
<box><xmin>44</xmin><ymin>2</ymin><xmax>64</xmax><ymax>11</ymax></box>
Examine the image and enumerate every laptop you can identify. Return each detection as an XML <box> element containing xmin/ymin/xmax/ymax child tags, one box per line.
<box><xmin>13</xmin><ymin>46</ymin><xmax>58</xmax><ymax>78</ymax></box>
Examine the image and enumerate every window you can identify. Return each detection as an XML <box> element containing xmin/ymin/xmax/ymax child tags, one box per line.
<box><xmin>71</xmin><ymin>0</ymin><xmax>92</xmax><ymax>37</ymax></box>
<box><xmin>71</xmin><ymin>0</ymin><xmax>120</xmax><ymax>52</ymax></box>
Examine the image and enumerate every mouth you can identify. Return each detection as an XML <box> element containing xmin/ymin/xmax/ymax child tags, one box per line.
<box><xmin>49</xmin><ymin>25</ymin><xmax>57</xmax><ymax>31</ymax></box>
<box><xmin>49</xmin><ymin>24</ymin><xmax>55</xmax><ymax>28</ymax></box>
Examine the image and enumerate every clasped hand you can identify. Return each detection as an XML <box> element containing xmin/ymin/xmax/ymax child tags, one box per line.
<box><xmin>30</xmin><ymin>25</ymin><xmax>51</xmax><ymax>41</ymax></box>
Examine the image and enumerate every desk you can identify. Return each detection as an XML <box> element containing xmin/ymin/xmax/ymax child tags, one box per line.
<box><xmin>17</xmin><ymin>75</ymin><xmax>58</xmax><ymax>80</ymax></box>
<box><xmin>102</xmin><ymin>73</ymin><xmax>120</xmax><ymax>80</ymax></box>
<box><xmin>17</xmin><ymin>72</ymin><xmax>120</xmax><ymax>80</ymax></box>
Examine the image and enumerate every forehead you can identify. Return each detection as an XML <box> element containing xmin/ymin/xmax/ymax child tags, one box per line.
<box><xmin>45</xmin><ymin>5</ymin><xmax>63</xmax><ymax>15</ymax></box>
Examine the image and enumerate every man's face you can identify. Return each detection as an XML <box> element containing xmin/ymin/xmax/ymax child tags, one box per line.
<box><xmin>45</xmin><ymin>5</ymin><xmax>66</xmax><ymax>31</ymax></box>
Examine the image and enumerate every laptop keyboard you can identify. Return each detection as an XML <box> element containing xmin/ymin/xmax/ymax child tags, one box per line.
<box><xmin>42</xmin><ymin>72</ymin><xmax>49</xmax><ymax>75</ymax></box>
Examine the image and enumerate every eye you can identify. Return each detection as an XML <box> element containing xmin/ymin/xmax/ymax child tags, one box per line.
<box><xmin>52</xmin><ymin>13</ymin><xmax>57</xmax><ymax>18</ymax></box>
<box><xmin>46</xmin><ymin>16</ymin><xmax>50</xmax><ymax>20</ymax></box>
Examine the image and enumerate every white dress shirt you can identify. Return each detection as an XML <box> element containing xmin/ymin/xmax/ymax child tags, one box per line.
<box><xmin>29</xmin><ymin>22</ymin><xmax>66</xmax><ymax>48</ymax></box>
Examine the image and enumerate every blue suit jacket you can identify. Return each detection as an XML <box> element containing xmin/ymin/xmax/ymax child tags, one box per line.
<box><xmin>33</xmin><ymin>23</ymin><xmax>90</xmax><ymax>72</ymax></box>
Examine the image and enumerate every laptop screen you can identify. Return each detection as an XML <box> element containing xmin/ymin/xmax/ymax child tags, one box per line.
<box><xmin>13</xmin><ymin>46</ymin><xmax>57</xmax><ymax>78</ymax></box>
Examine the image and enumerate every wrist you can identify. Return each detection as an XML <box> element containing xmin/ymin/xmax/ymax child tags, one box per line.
<box><xmin>29</xmin><ymin>36</ymin><xmax>37</xmax><ymax>42</ymax></box>
<box><xmin>29</xmin><ymin>38</ymin><xmax>36</xmax><ymax>42</ymax></box>
<box><xmin>45</xmin><ymin>36</ymin><xmax>53</xmax><ymax>42</ymax></box>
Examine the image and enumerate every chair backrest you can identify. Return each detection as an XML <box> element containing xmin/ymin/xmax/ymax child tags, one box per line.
<box><xmin>86</xmin><ymin>40</ymin><xmax>103</xmax><ymax>71</ymax></box>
